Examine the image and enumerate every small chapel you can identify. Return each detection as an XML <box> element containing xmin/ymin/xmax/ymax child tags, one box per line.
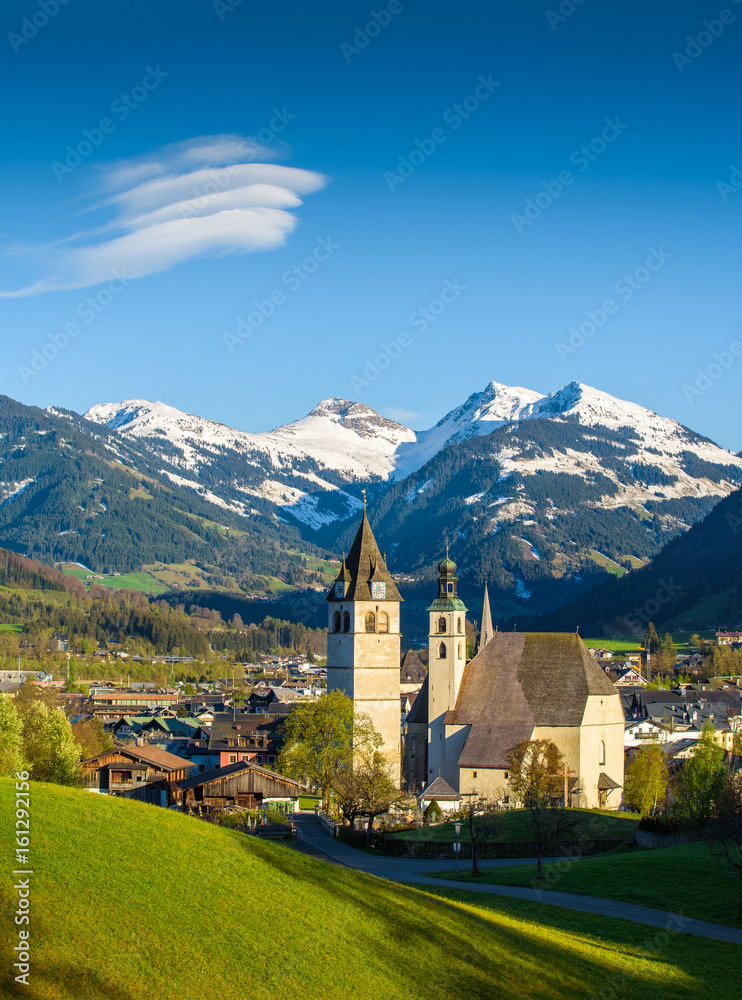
<box><xmin>326</xmin><ymin>510</ymin><xmax>625</xmax><ymax>808</ymax></box>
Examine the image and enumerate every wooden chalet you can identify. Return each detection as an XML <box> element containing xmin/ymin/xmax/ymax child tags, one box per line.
<box><xmin>81</xmin><ymin>741</ymin><xmax>194</xmax><ymax>807</ymax></box>
<box><xmin>178</xmin><ymin>760</ymin><xmax>307</xmax><ymax>813</ymax></box>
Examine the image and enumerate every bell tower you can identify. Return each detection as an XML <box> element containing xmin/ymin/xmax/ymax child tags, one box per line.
<box><xmin>325</xmin><ymin>508</ymin><xmax>402</xmax><ymax>783</ymax></box>
<box><xmin>426</xmin><ymin>549</ymin><xmax>467</xmax><ymax>782</ymax></box>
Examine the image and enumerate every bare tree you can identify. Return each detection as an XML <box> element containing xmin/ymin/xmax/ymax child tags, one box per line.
<box><xmin>357</xmin><ymin>752</ymin><xmax>400</xmax><ymax>846</ymax></box>
<box><xmin>710</xmin><ymin>765</ymin><xmax>742</xmax><ymax>921</ymax></box>
<box><xmin>505</xmin><ymin>739</ymin><xmax>580</xmax><ymax>879</ymax></box>
<box><xmin>460</xmin><ymin>795</ymin><xmax>503</xmax><ymax>876</ymax></box>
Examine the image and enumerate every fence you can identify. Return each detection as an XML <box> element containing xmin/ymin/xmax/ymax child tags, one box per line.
<box><xmin>634</xmin><ymin>825</ymin><xmax>710</xmax><ymax>849</ymax></box>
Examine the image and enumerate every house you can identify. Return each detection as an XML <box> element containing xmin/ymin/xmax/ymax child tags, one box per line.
<box><xmin>624</xmin><ymin>718</ymin><xmax>667</xmax><ymax>747</ymax></box>
<box><xmin>208</xmin><ymin>711</ymin><xmax>289</xmax><ymax>767</ymax></box>
<box><xmin>81</xmin><ymin>741</ymin><xmax>194</xmax><ymax>806</ymax></box>
<box><xmin>418</xmin><ymin>775</ymin><xmax>461</xmax><ymax>814</ymax></box>
<box><xmin>178</xmin><ymin>760</ymin><xmax>307</xmax><ymax>813</ymax></box>
<box><xmin>613</xmin><ymin>666</ymin><xmax>647</xmax><ymax>686</ymax></box>
<box><xmin>90</xmin><ymin>690</ymin><xmax>180</xmax><ymax>720</ymax></box>
<box><xmin>400</xmin><ymin>649</ymin><xmax>427</xmax><ymax>693</ymax></box>
<box><xmin>716</xmin><ymin>631</ymin><xmax>742</xmax><ymax>645</ymax></box>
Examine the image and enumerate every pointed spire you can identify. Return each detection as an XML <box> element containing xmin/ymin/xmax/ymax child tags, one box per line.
<box><xmin>478</xmin><ymin>582</ymin><xmax>494</xmax><ymax>652</ymax></box>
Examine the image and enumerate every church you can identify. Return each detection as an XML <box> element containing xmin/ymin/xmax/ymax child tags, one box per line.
<box><xmin>326</xmin><ymin>510</ymin><xmax>625</xmax><ymax>808</ymax></box>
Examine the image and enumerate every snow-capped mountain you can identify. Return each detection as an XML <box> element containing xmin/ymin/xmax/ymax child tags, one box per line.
<box><xmin>85</xmin><ymin>380</ymin><xmax>742</xmax><ymax>534</ymax></box>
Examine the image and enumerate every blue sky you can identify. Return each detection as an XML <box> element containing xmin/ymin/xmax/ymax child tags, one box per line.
<box><xmin>1</xmin><ymin>0</ymin><xmax>741</xmax><ymax>449</ymax></box>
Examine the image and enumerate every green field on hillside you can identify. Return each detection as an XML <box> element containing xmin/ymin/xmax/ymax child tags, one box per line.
<box><xmin>0</xmin><ymin>781</ymin><xmax>738</xmax><ymax>1000</ymax></box>
<box><xmin>61</xmin><ymin>564</ymin><xmax>168</xmax><ymax>595</ymax></box>
<box><xmin>0</xmin><ymin>623</ymin><xmax>23</xmax><ymax>633</ymax></box>
<box><xmin>393</xmin><ymin>808</ymin><xmax>639</xmax><ymax>843</ymax></box>
<box><xmin>428</xmin><ymin>840</ymin><xmax>740</xmax><ymax>927</ymax></box>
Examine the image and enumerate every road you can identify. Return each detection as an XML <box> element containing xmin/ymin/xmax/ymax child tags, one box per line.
<box><xmin>291</xmin><ymin>812</ymin><xmax>742</xmax><ymax>945</ymax></box>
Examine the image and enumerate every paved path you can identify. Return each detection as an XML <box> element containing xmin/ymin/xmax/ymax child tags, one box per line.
<box><xmin>292</xmin><ymin>813</ymin><xmax>742</xmax><ymax>945</ymax></box>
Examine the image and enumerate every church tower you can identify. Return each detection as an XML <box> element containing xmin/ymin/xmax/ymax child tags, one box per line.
<box><xmin>325</xmin><ymin>509</ymin><xmax>402</xmax><ymax>783</ymax></box>
<box><xmin>477</xmin><ymin>582</ymin><xmax>494</xmax><ymax>652</ymax></box>
<box><xmin>426</xmin><ymin>550</ymin><xmax>467</xmax><ymax>782</ymax></box>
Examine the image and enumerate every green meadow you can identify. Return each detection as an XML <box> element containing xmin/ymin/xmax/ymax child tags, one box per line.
<box><xmin>0</xmin><ymin>781</ymin><xmax>739</xmax><ymax>1000</ymax></box>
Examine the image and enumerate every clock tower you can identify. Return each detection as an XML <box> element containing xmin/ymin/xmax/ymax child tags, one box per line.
<box><xmin>326</xmin><ymin>509</ymin><xmax>402</xmax><ymax>783</ymax></box>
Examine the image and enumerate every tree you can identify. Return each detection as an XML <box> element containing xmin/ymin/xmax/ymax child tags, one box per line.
<box><xmin>0</xmin><ymin>697</ymin><xmax>27</xmax><ymax>777</ymax></box>
<box><xmin>277</xmin><ymin>691</ymin><xmax>381</xmax><ymax>809</ymax></box>
<box><xmin>624</xmin><ymin>739</ymin><xmax>669</xmax><ymax>817</ymax></box>
<box><xmin>23</xmin><ymin>702</ymin><xmax>81</xmax><ymax>785</ymax></box>
<box><xmin>505</xmin><ymin>738</ymin><xmax>580</xmax><ymax>879</ymax></box>
<box><xmin>709</xmin><ymin>765</ymin><xmax>742</xmax><ymax>921</ymax></box>
<box><xmin>460</xmin><ymin>796</ymin><xmax>503</xmax><ymax>876</ymax></box>
<box><xmin>674</xmin><ymin>719</ymin><xmax>726</xmax><ymax>825</ymax></box>
<box><xmin>644</xmin><ymin>622</ymin><xmax>661</xmax><ymax>655</ymax></box>
<box><xmin>332</xmin><ymin>767</ymin><xmax>364</xmax><ymax>828</ymax></box>
<box><xmin>356</xmin><ymin>752</ymin><xmax>399</xmax><ymax>846</ymax></box>
<box><xmin>71</xmin><ymin>717</ymin><xmax>113</xmax><ymax>759</ymax></box>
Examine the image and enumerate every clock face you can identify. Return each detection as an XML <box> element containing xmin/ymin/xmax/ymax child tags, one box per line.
<box><xmin>370</xmin><ymin>581</ymin><xmax>387</xmax><ymax>599</ymax></box>
<box><xmin>335</xmin><ymin>582</ymin><xmax>345</xmax><ymax>599</ymax></box>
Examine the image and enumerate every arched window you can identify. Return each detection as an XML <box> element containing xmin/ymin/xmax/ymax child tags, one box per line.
<box><xmin>437</xmin><ymin>616</ymin><xmax>446</xmax><ymax>633</ymax></box>
<box><xmin>599</xmin><ymin>740</ymin><xmax>606</xmax><ymax>766</ymax></box>
<box><xmin>457</xmin><ymin>617</ymin><xmax>462</xmax><ymax>633</ymax></box>
<box><xmin>438</xmin><ymin>641</ymin><xmax>447</xmax><ymax>659</ymax></box>
<box><xmin>333</xmin><ymin>611</ymin><xmax>341</xmax><ymax>633</ymax></box>
<box><xmin>378</xmin><ymin>611</ymin><xmax>389</xmax><ymax>633</ymax></box>
<box><xmin>458</xmin><ymin>642</ymin><xmax>462</xmax><ymax>659</ymax></box>
<box><xmin>343</xmin><ymin>611</ymin><xmax>351</xmax><ymax>633</ymax></box>
<box><xmin>365</xmin><ymin>612</ymin><xmax>376</xmax><ymax>633</ymax></box>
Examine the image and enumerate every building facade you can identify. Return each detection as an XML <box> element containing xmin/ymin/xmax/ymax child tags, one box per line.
<box><xmin>326</xmin><ymin>510</ymin><xmax>402</xmax><ymax>782</ymax></box>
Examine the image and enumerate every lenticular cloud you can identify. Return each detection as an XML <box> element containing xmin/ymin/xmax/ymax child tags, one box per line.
<box><xmin>1</xmin><ymin>135</ymin><xmax>329</xmax><ymax>297</ymax></box>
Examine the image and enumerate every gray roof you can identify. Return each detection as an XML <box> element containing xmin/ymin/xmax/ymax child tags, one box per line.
<box><xmin>420</xmin><ymin>776</ymin><xmax>461</xmax><ymax>800</ymax></box>
<box><xmin>447</xmin><ymin>632</ymin><xmax>619</xmax><ymax>769</ymax></box>
<box><xmin>177</xmin><ymin>759</ymin><xmax>306</xmax><ymax>792</ymax></box>
<box><xmin>400</xmin><ymin>649</ymin><xmax>427</xmax><ymax>684</ymax></box>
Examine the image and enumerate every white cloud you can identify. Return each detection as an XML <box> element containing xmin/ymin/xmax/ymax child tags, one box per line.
<box><xmin>1</xmin><ymin>134</ymin><xmax>329</xmax><ymax>297</ymax></box>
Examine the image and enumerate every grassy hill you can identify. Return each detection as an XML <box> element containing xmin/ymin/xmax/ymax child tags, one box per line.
<box><xmin>0</xmin><ymin>781</ymin><xmax>739</xmax><ymax>1000</ymax></box>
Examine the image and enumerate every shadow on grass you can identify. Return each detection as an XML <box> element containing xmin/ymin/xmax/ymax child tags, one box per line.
<box><xmin>231</xmin><ymin>834</ymin><xmax>719</xmax><ymax>1000</ymax></box>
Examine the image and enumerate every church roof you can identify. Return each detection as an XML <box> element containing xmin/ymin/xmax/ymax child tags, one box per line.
<box><xmin>446</xmin><ymin>632</ymin><xmax>618</xmax><ymax>769</ymax></box>
<box><xmin>327</xmin><ymin>510</ymin><xmax>402</xmax><ymax>602</ymax></box>
<box><xmin>400</xmin><ymin>649</ymin><xmax>427</xmax><ymax>684</ymax></box>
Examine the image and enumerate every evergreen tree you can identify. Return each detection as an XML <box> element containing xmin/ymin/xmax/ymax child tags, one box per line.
<box><xmin>643</xmin><ymin>622</ymin><xmax>661</xmax><ymax>655</ymax></box>
<box><xmin>0</xmin><ymin>697</ymin><xmax>27</xmax><ymax>777</ymax></box>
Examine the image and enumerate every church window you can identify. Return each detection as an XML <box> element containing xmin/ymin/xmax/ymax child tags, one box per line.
<box><xmin>378</xmin><ymin>611</ymin><xmax>389</xmax><ymax>633</ymax></box>
<box><xmin>599</xmin><ymin>740</ymin><xmax>606</xmax><ymax>765</ymax></box>
<box><xmin>472</xmin><ymin>771</ymin><xmax>477</xmax><ymax>778</ymax></box>
<box><xmin>447</xmin><ymin>582</ymin><xmax>453</xmax><ymax>593</ymax></box>
<box><xmin>457</xmin><ymin>617</ymin><xmax>462</xmax><ymax>633</ymax></box>
<box><xmin>343</xmin><ymin>611</ymin><xmax>351</xmax><ymax>633</ymax></box>
<box><xmin>458</xmin><ymin>642</ymin><xmax>462</xmax><ymax>658</ymax></box>
<box><xmin>365</xmin><ymin>612</ymin><xmax>376</xmax><ymax>633</ymax></box>
<box><xmin>333</xmin><ymin>611</ymin><xmax>341</xmax><ymax>633</ymax></box>
<box><xmin>438</xmin><ymin>641</ymin><xmax>447</xmax><ymax>659</ymax></box>
<box><xmin>437</xmin><ymin>616</ymin><xmax>446</xmax><ymax>633</ymax></box>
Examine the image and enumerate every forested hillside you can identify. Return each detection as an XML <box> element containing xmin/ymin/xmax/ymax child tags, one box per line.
<box><xmin>0</xmin><ymin>396</ymin><xmax>326</xmax><ymax>590</ymax></box>
<box><xmin>530</xmin><ymin>484</ymin><xmax>742</xmax><ymax>634</ymax></box>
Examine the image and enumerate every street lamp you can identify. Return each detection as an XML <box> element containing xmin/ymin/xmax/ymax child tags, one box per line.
<box><xmin>454</xmin><ymin>821</ymin><xmax>462</xmax><ymax>875</ymax></box>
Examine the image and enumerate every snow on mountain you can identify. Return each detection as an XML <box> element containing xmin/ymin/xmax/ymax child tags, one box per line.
<box><xmin>83</xmin><ymin>379</ymin><xmax>742</xmax><ymax>532</ymax></box>
<box><xmin>84</xmin><ymin>397</ymin><xmax>415</xmax><ymax>482</ymax></box>
<box><xmin>398</xmin><ymin>381</ymin><xmax>543</xmax><ymax>475</ymax></box>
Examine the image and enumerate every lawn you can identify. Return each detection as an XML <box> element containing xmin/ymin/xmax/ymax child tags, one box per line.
<box><xmin>427</xmin><ymin>840</ymin><xmax>742</xmax><ymax>928</ymax></box>
<box><xmin>0</xmin><ymin>780</ymin><xmax>738</xmax><ymax>1000</ymax></box>
<box><xmin>299</xmin><ymin>794</ymin><xmax>321</xmax><ymax>810</ymax></box>
<box><xmin>0</xmin><ymin>623</ymin><xmax>23</xmax><ymax>633</ymax></box>
<box><xmin>393</xmin><ymin>808</ymin><xmax>640</xmax><ymax>844</ymax></box>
